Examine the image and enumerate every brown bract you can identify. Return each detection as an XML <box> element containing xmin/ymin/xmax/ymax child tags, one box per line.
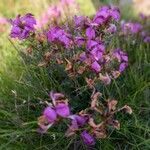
<box><xmin>88</xmin><ymin>118</ymin><xmax>107</xmax><ymax>139</ymax></box>
<box><xmin>26</xmin><ymin>47</ymin><xmax>32</xmax><ymax>54</ymax></box>
<box><xmin>91</xmin><ymin>92</ymin><xmax>102</xmax><ymax>108</ymax></box>
<box><xmin>77</xmin><ymin>66</ymin><xmax>86</xmax><ymax>74</ymax></box>
<box><xmin>123</xmin><ymin>105</ymin><xmax>133</xmax><ymax>114</ymax></box>
<box><xmin>65</xmin><ymin>58</ymin><xmax>73</xmax><ymax>71</ymax></box>
<box><xmin>112</xmin><ymin>70</ymin><xmax>120</xmax><ymax>79</ymax></box>
<box><xmin>38</xmin><ymin>61</ymin><xmax>48</xmax><ymax>67</ymax></box>
<box><xmin>107</xmin><ymin>99</ymin><xmax>118</xmax><ymax>113</ymax></box>
<box><xmin>107</xmin><ymin>119</ymin><xmax>120</xmax><ymax>130</ymax></box>
<box><xmin>35</xmin><ymin>34</ymin><xmax>47</xmax><ymax>43</ymax></box>
<box><xmin>85</xmin><ymin>77</ymin><xmax>96</xmax><ymax>89</ymax></box>
<box><xmin>38</xmin><ymin>115</ymin><xmax>49</xmax><ymax>126</ymax></box>
<box><xmin>44</xmin><ymin>51</ymin><xmax>53</xmax><ymax>61</ymax></box>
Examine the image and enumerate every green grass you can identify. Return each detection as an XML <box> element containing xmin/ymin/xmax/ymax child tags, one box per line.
<box><xmin>0</xmin><ymin>0</ymin><xmax>150</xmax><ymax>150</ymax></box>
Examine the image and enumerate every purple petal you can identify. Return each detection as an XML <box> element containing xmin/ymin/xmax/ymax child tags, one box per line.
<box><xmin>131</xmin><ymin>23</ymin><xmax>142</xmax><ymax>34</ymax></box>
<box><xmin>74</xmin><ymin>15</ymin><xmax>86</xmax><ymax>28</ymax></box>
<box><xmin>81</xmin><ymin>130</ymin><xmax>95</xmax><ymax>146</ymax></box>
<box><xmin>75</xmin><ymin>36</ymin><xmax>86</xmax><ymax>46</ymax></box>
<box><xmin>110</xmin><ymin>7</ymin><xmax>120</xmax><ymax>21</ymax></box>
<box><xmin>43</xmin><ymin>107</ymin><xmax>57</xmax><ymax>123</ymax></box>
<box><xmin>86</xmin><ymin>27</ymin><xmax>95</xmax><ymax>39</ymax></box>
<box><xmin>69</xmin><ymin>115</ymin><xmax>89</xmax><ymax>127</ymax></box>
<box><xmin>86</xmin><ymin>40</ymin><xmax>98</xmax><ymax>50</ymax></box>
<box><xmin>144</xmin><ymin>36</ymin><xmax>150</xmax><ymax>43</ymax></box>
<box><xmin>91</xmin><ymin>61</ymin><xmax>101</xmax><ymax>73</ymax></box>
<box><xmin>49</xmin><ymin>91</ymin><xmax>64</xmax><ymax>105</ymax></box>
<box><xmin>90</xmin><ymin>49</ymin><xmax>103</xmax><ymax>61</ymax></box>
<box><xmin>47</xmin><ymin>27</ymin><xmax>72</xmax><ymax>48</ymax></box>
<box><xmin>119</xmin><ymin>62</ymin><xmax>128</xmax><ymax>72</ymax></box>
<box><xmin>80</xmin><ymin>52</ymin><xmax>87</xmax><ymax>61</ymax></box>
<box><xmin>55</xmin><ymin>103</ymin><xmax>70</xmax><ymax>118</ymax></box>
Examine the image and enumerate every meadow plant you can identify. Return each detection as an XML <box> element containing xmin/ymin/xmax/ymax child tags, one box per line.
<box><xmin>120</xmin><ymin>13</ymin><xmax>150</xmax><ymax>44</ymax></box>
<box><xmin>36</xmin><ymin>0</ymin><xmax>79</xmax><ymax>29</ymax></box>
<box><xmin>9</xmin><ymin>5</ymin><xmax>134</xmax><ymax>147</ymax></box>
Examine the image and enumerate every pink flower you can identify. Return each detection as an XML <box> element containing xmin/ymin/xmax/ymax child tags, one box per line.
<box><xmin>0</xmin><ymin>18</ymin><xmax>7</xmax><ymax>25</ymax></box>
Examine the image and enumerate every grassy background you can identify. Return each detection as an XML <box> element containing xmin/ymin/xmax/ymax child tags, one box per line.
<box><xmin>0</xmin><ymin>0</ymin><xmax>150</xmax><ymax>150</ymax></box>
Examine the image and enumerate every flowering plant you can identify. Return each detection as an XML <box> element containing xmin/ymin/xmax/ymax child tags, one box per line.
<box><xmin>38</xmin><ymin>91</ymin><xmax>132</xmax><ymax>146</ymax></box>
<box><xmin>8</xmin><ymin>4</ymin><xmax>133</xmax><ymax>147</ymax></box>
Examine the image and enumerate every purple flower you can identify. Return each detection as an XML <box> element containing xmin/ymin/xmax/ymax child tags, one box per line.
<box><xmin>69</xmin><ymin>115</ymin><xmax>89</xmax><ymax>127</ymax></box>
<box><xmin>47</xmin><ymin>27</ymin><xmax>72</xmax><ymax>48</ymax></box>
<box><xmin>90</xmin><ymin>48</ymin><xmax>103</xmax><ymax>61</ymax></box>
<box><xmin>91</xmin><ymin>61</ymin><xmax>101</xmax><ymax>73</ymax></box>
<box><xmin>74</xmin><ymin>15</ymin><xmax>86</xmax><ymax>28</ymax></box>
<box><xmin>80</xmin><ymin>52</ymin><xmax>87</xmax><ymax>61</ymax></box>
<box><xmin>75</xmin><ymin>36</ymin><xmax>86</xmax><ymax>46</ymax></box>
<box><xmin>113</xmin><ymin>49</ymin><xmax>128</xmax><ymax>62</ymax></box>
<box><xmin>139</xmin><ymin>13</ymin><xmax>147</xmax><ymax>20</ymax></box>
<box><xmin>86</xmin><ymin>27</ymin><xmax>96</xmax><ymax>39</ymax></box>
<box><xmin>93</xmin><ymin>6</ymin><xmax>109</xmax><ymax>25</ymax></box>
<box><xmin>121</xmin><ymin>22</ymin><xmax>142</xmax><ymax>34</ymax></box>
<box><xmin>55</xmin><ymin>103</ymin><xmax>70</xmax><ymax>118</ymax></box>
<box><xmin>43</xmin><ymin>106</ymin><xmax>57</xmax><ymax>123</ymax></box>
<box><xmin>86</xmin><ymin>40</ymin><xmax>98</xmax><ymax>49</ymax></box>
<box><xmin>81</xmin><ymin>130</ymin><xmax>95</xmax><ymax>146</ymax></box>
<box><xmin>87</xmin><ymin>40</ymin><xmax>105</xmax><ymax>52</ymax></box>
<box><xmin>50</xmin><ymin>91</ymin><xmax>64</xmax><ymax>105</ymax></box>
<box><xmin>119</xmin><ymin>62</ymin><xmax>128</xmax><ymax>72</ymax></box>
<box><xmin>10</xmin><ymin>13</ymin><xmax>36</xmax><ymax>39</ymax></box>
<box><xmin>130</xmin><ymin>23</ymin><xmax>142</xmax><ymax>34</ymax></box>
<box><xmin>144</xmin><ymin>36</ymin><xmax>150</xmax><ymax>43</ymax></box>
<box><xmin>141</xmin><ymin>31</ymin><xmax>147</xmax><ymax>38</ymax></box>
<box><xmin>109</xmin><ymin>7</ymin><xmax>120</xmax><ymax>21</ymax></box>
<box><xmin>93</xmin><ymin>6</ymin><xmax>120</xmax><ymax>25</ymax></box>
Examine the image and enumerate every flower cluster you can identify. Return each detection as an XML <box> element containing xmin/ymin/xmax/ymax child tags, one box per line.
<box><xmin>9</xmin><ymin>6</ymin><xmax>129</xmax><ymax>90</ymax></box>
<box><xmin>37</xmin><ymin>5</ymin><xmax>127</xmax><ymax>86</ymax></box>
<box><xmin>65</xmin><ymin>6</ymin><xmax>127</xmax><ymax>84</ymax></box>
<box><xmin>38</xmin><ymin>91</ymin><xmax>132</xmax><ymax>146</ymax></box>
<box><xmin>47</xmin><ymin>27</ymin><xmax>73</xmax><ymax>48</ymax></box>
<box><xmin>9</xmin><ymin>13</ymin><xmax>36</xmax><ymax>39</ymax></box>
<box><xmin>38</xmin><ymin>91</ymin><xmax>70</xmax><ymax>133</ymax></box>
<box><xmin>120</xmin><ymin>13</ymin><xmax>150</xmax><ymax>44</ymax></box>
<box><xmin>36</xmin><ymin>0</ymin><xmax>79</xmax><ymax>29</ymax></box>
<box><xmin>121</xmin><ymin>22</ymin><xmax>143</xmax><ymax>34</ymax></box>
